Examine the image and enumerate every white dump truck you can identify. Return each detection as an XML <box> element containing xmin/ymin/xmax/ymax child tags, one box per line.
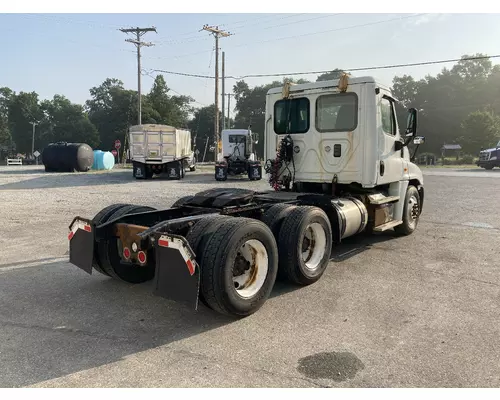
<box><xmin>215</xmin><ymin>127</ymin><xmax>262</xmax><ymax>181</ymax></box>
<box><xmin>129</xmin><ymin>124</ymin><xmax>196</xmax><ymax>179</ymax></box>
<box><xmin>68</xmin><ymin>74</ymin><xmax>425</xmax><ymax>318</ymax></box>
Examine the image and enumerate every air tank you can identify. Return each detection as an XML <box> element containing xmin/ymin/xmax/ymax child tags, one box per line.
<box><xmin>42</xmin><ymin>142</ymin><xmax>94</xmax><ymax>172</ymax></box>
<box><xmin>92</xmin><ymin>150</ymin><xmax>115</xmax><ymax>170</ymax></box>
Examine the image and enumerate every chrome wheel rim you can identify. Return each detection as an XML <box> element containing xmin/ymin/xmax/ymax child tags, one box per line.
<box><xmin>301</xmin><ymin>223</ymin><xmax>327</xmax><ymax>271</ymax></box>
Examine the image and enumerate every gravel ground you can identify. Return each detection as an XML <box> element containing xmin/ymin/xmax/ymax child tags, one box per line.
<box><xmin>0</xmin><ymin>165</ymin><xmax>499</xmax><ymax>388</ymax></box>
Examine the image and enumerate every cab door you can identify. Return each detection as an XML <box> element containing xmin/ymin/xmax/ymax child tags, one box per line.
<box><xmin>376</xmin><ymin>92</ymin><xmax>405</xmax><ymax>185</ymax></box>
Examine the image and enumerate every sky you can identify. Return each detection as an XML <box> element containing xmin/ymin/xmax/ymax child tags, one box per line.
<box><xmin>2</xmin><ymin>12</ymin><xmax>500</xmax><ymax>120</ymax></box>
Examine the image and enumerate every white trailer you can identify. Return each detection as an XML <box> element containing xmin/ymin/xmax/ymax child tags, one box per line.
<box><xmin>129</xmin><ymin>124</ymin><xmax>196</xmax><ymax>180</ymax></box>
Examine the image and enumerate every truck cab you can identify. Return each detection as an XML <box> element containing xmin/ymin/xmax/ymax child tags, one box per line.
<box><xmin>265</xmin><ymin>76</ymin><xmax>423</xmax><ymax>189</ymax></box>
<box><xmin>214</xmin><ymin>128</ymin><xmax>262</xmax><ymax>181</ymax></box>
<box><xmin>264</xmin><ymin>75</ymin><xmax>425</xmax><ymax>231</ymax></box>
<box><xmin>477</xmin><ymin>140</ymin><xmax>500</xmax><ymax>170</ymax></box>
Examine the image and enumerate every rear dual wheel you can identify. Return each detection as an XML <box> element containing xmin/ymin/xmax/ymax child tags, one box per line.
<box><xmin>187</xmin><ymin>216</ymin><xmax>279</xmax><ymax>317</ymax></box>
<box><xmin>93</xmin><ymin>203</ymin><xmax>157</xmax><ymax>283</ymax></box>
<box><xmin>262</xmin><ymin>204</ymin><xmax>333</xmax><ymax>286</ymax></box>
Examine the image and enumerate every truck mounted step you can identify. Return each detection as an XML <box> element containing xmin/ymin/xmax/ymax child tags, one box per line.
<box><xmin>367</xmin><ymin>193</ymin><xmax>400</xmax><ymax>205</ymax></box>
<box><xmin>372</xmin><ymin>220</ymin><xmax>403</xmax><ymax>232</ymax></box>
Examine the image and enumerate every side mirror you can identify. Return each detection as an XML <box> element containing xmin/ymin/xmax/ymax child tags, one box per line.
<box><xmin>413</xmin><ymin>136</ymin><xmax>425</xmax><ymax>145</ymax></box>
<box><xmin>405</xmin><ymin>108</ymin><xmax>418</xmax><ymax>137</ymax></box>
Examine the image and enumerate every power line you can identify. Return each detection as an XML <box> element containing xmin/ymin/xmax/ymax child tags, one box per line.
<box><xmin>141</xmin><ymin>13</ymin><xmax>426</xmax><ymax>62</ymax></box>
<box><xmin>260</xmin><ymin>14</ymin><xmax>341</xmax><ymax>31</ymax></box>
<box><xmin>229</xmin><ymin>13</ymin><xmax>427</xmax><ymax>49</ymax></box>
<box><xmin>150</xmin><ymin>54</ymin><xmax>500</xmax><ymax>81</ymax></box>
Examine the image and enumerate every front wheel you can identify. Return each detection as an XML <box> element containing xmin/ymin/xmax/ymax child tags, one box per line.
<box><xmin>394</xmin><ymin>185</ymin><xmax>421</xmax><ymax>236</ymax></box>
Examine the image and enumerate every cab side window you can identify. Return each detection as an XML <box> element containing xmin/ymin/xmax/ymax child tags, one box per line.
<box><xmin>380</xmin><ymin>97</ymin><xmax>396</xmax><ymax>136</ymax></box>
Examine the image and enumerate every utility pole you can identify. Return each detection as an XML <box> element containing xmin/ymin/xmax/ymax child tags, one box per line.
<box><xmin>226</xmin><ymin>93</ymin><xmax>234</xmax><ymax>128</ymax></box>
<box><xmin>31</xmin><ymin>122</ymin><xmax>37</xmax><ymax>156</ymax></box>
<box><xmin>120</xmin><ymin>26</ymin><xmax>157</xmax><ymax>125</ymax></box>
<box><xmin>201</xmin><ymin>25</ymin><xmax>231</xmax><ymax>149</ymax></box>
<box><xmin>221</xmin><ymin>51</ymin><xmax>225</xmax><ymax>131</ymax></box>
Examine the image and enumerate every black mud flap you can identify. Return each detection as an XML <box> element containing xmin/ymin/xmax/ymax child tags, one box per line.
<box><xmin>133</xmin><ymin>162</ymin><xmax>146</xmax><ymax>179</ymax></box>
<box><xmin>248</xmin><ymin>162</ymin><xmax>262</xmax><ymax>180</ymax></box>
<box><xmin>166</xmin><ymin>162</ymin><xmax>181</xmax><ymax>180</ymax></box>
<box><xmin>215</xmin><ymin>164</ymin><xmax>228</xmax><ymax>181</ymax></box>
<box><xmin>68</xmin><ymin>217</ymin><xmax>95</xmax><ymax>275</ymax></box>
<box><xmin>152</xmin><ymin>233</ymin><xmax>200</xmax><ymax>310</ymax></box>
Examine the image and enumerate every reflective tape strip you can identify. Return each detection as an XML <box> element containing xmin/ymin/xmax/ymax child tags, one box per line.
<box><xmin>158</xmin><ymin>235</ymin><xmax>196</xmax><ymax>276</ymax></box>
<box><xmin>68</xmin><ymin>220</ymin><xmax>91</xmax><ymax>241</ymax></box>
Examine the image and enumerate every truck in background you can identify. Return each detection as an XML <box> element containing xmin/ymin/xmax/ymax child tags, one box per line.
<box><xmin>215</xmin><ymin>127</ymin><xmax>262</xmax><ymax>181</ymax></box>
<box><xmin>129</xmin><ymin>124</ymin><xmax>196</xmax><ymax>179</ymax></box>
<box><xmin>477</xmin><ymin>140</ymin><xmax>500</xmax><ymax>170</ymax></box>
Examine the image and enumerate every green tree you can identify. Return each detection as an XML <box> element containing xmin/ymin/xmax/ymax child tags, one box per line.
<box><xmin>459</xmin><ymin>111</ymin><xmax>500</xmax><ymax>154</ymax></box>
<box><xmin>0</xmin><ymin>87</ymin><xmax>13</xmax><ymax>149</ymax></box>
<box><xmin>40</xmin><ymin>95</ymin><xmax>99</xmax><ymax>148</ymax></box>
<box><xmin>188</xmin><ymin>104</ymin><xmax>222</xmax><ymax>162</ymax></box>
<box><xmin>7</xmin><ymin>91</ymin><xmax>44</xmax><ymax>154</ymax></box>
<box><xmin>316</xmin><ymin>68</ymin><xmax>345</xmax><ymax>82</ymax></box>
<box><xmin>0</xmin><ymin>114</ymin><xmax>10</xmax><ymax>147</ymax></box>
<box><xmin>148</xmin><ymin>74</ymin><xmax>193</xmax><ymax>127</ymax></box>
<box><xmin>86</xmin><ymin>78</ymin><xmax>138</xmax><ymax>150</ymax></box>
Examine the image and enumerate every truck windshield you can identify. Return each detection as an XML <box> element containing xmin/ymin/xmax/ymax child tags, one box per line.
<box><xmin>229</xmin><ymin>135</ymin><xmax>246</xmax><ymax>144</ymax></box>
<box><xmin>274</xmin><ymin>98</ymin><xmax>310</xmax><ymax>134</ymax></box>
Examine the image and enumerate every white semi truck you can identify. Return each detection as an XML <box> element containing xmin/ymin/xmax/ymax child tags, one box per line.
<box><xmin>129</xmin><ymin>124</ymin><xmax>196</xmax><ymax>179</ymax></box>
<box><xmin>215</xmin><ymin>127</ymin><xmax>262</xmax><ymax>181</ymax></box>
<box><xmin>68</xmin><ymin>74</ymin><xmax>426</xmax><ymax>318</ymax></box>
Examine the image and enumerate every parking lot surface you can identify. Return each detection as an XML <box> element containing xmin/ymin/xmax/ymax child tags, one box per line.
<box><xmin>0</xmin><ymin>166</ymin><xmax>499</xmax><ymax>388</ymax></box>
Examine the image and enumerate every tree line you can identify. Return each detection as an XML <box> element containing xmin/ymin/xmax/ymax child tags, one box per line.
<box><xmin>1</xmin><ymin>54</ymin><xmax>499</xmax><ymax>162</ymax></box>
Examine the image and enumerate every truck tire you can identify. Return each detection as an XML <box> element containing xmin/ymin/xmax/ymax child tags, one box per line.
<box><xmin>261</xmin><ymin>204</ymin><xmax>297</xmax><ymax>281</ymax></box>
<box><xmin>185</xmin><ymin>214</ymin><xmax>233</xmax><ymax>309</ymax></box>
<box><xmin>171</xmin><ymin>195</ymin><xmax>195</xmax><ymax>208</ymax></box>
<box><xmin>97</xmin><ymin>204</ymin><xmax>157</xmax><ymax>283</ymax></box>
<box><xmin>198</xmin><ymin>217</ymin><xmax>279</xmax><ymax>317</ymax></box>
<box><xmin>91</xmin><ymin>203</ymin><xmax>130</xmax><ymax>276</ymax></box>
<box><xmin>394</xmin><ymin>185</ymin><xmax>421</xmax><ymax>236</ymax></box>
<box><xmin>261</xmin><ymin>204</ymin><xmax>297</xmax><ymax>238</ymax></box>
<box><xmin>278</xmin><ymin>206</ymin><xmax>333</xmax><ymax>286</ymax></box>
<box><xmin>190</xmin><ymin>165</ymin><xmax>196</xmax><ymax>172</ymax></box>
<box><xmin>484</xmin><ymin>165</ymin><xmax>494</xmax><ymax>170</ymax></box>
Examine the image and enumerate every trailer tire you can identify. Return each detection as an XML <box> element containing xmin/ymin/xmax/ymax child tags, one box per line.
<box><xmin>91</xmin><ymin>203</ymin><xmax>130</xmax><ymax>276</ymax></box>
<box><xmin>278</xmin><ymin>206</ymin><xmax>332</xmax><ymax>286</ymax></box>
<box><xmin>97</xmin><ymin>204</ymin><xmax>157</xmax><ymax>283</ymax></box>
<box><xmin>198</xmin><ymin>217</ymin><xmax>279</xmax><ymax>317</ymax></box>
<box><xmin>185</xmin><ymin>214</ymin><xmax>232</xmax><ymax>309</ymax></box>
<box><xmin>171</xmin><ymin>195</ymin><xmax>194</xmax><ymax>208</ymax></box>
<box><xmin>394</xmin><ymin>185</ymin><xmax>421</xmax><ymax>236</ymax></box>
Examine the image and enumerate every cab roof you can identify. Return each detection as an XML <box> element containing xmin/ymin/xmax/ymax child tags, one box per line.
<box><xmin>266</xmin><ymin>76</ymin><xmax>391</xmax><ymax>95</ymax></box>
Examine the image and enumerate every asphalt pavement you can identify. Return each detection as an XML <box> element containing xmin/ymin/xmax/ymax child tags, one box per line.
<box><xmin>0</xmin><ymin>166</ymin><xmax>499</xmax><ymax>388</ymax></box>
